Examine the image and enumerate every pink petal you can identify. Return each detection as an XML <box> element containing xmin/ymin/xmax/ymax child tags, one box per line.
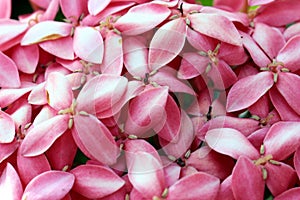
<box><xmin>76</xmin><ymin>74</ymin><xmax>128</xmax><ymax>115</ymax></box>
<box><xmin>60</xmin><ymin>0</ymin><xmax>88</xmax><ymax>19</ymax></box>
<box><xmin>11</xmin><ymin>44</ymin><xmax>39</xmax><ymax>73</ymax></box>
<box><xmin>277</xmin><ymin>35</ymin><xmax>300</xmax><ymax>72</ymax></box>
<box><xmin>252</xmin><ymin>23</ymin><xmax>285</xmax><ymax>59</ymax></box>
<box><xmin>276</xmin><ymin>72</ymin><xmax>300</xmax><ymax>115</ymax></box>
<box><xmin>114</xmin><ymin>2</ymin><xmax>171</xmax><ymax>35</ymax></box>
<box><xmin>248</xmin><ymin>0</ymin><xmax>274</xmax><ymax>6</ymax></box>
<box><xmin>294</xmin><ymin>146</ymin><xmax>300</xmax><ymax>179</ymax></box>
<box><xmin>0</xmin><ymin>82</ymin><xmax>34</xmax><ymax>107</ymax></box>
<box><xmin>160</xmin><ymin>110</ymin><xmax>194</xmax><ymax>159</ymax></box>
<box><xmin>123</xmin><ymin>36</ymin><xmax>149</xmax><ymax>77</ymax></box>
<box><xmin>263</xmin><ymin>121</ymin><xmax>300</xmax><ymax>161</ymax></box>
<box><xmin>0</xmin><ymin>141</ymin><xmax>18</xmax><ymax>163</ymax></box>
<box><xmin>22</xmin><ymin>171</ymin><xmax>75</xmax><ymax>200</ymax></box>
<box><xmin>269</xmin><ymin>87</ymin><xmax>300</xmax><ymax>121</ymax></box>
<box><xmin>0</xmin><ymin>110</ymin><xmax>15</xmax><ymax>143</ymax></box>
<box><xmin>28</xmin><ymin>82</ymin><xmax>48</xmax><ymax>105</ymax></box>
<box><xmin>124</xmin><ymin>86</ymin><xmax>168</xmax><ymax>136</ymax></box>
<box><xmin>0</xmin><ymin>51</ymin><xmax>20</xmax><ymax>88</ymax></box>
<box><xmin>274</xmin><ymin>188</ymin><xmax>300</xmax><ymax>200</ymax></box>
<box><xmin>186</xmin><ymin>27</ymin><xmax>218</xmax><ymax>51</ymax></box>
<box><xmin>167</xmin><ymin>172</ymin><xmax>220</xmax><ymax>200</ymax></box>
<box><xmin>163</xmin><ymin>164</ymin><xmax>181</xmax><ymax>187</ymax></box>
<box><xmin>73</xmin><ymin>114</ymin><xmax>120</xmax><ymax>165</ymax></box>
<box><xmin>226</xmin><ymin>72</ymin><xmax>274</xmax><ymax>112</ymax></box>
<box><xmin>21</xmin><ymin>21</ymin><xmax>72</xmax><ymax>45</ymax></box>
<box><xmin>0</xmin><ymin>163</ymin><xmax>23</xmax><ymax>200</ymax></box>
<box><xmin>205</xmin><ymin>128</ymin><xmax>259</xmax><ymax>159</ymax></box>
<box><xmin>157</xmin><ymin>95</ymin><xmax>181</xmax><ymax>142</ymax></box>
<box><xmin>265</xmin><ymin>162</ymin><xmax>297</xmax><ymax>196</ymax></box>
<box><xmin>46</xmin><ymin>130</ymin><xmax>77</xmax><ymax>170</ymax></box>
<box><xmin>284</xmin><ymin>22</ymin><xmax>300</xmax><ymax>40</ymax></box>
<box><xmin>73</xmin><ymin>26</ymin><xmax>104</xmax><ymax>64</ymax></box>
<box><xmin>189</xmin><ymin>13</ymin><xmax>242</xmax><ymax>46</ymax></box>
<box><xmin>231</xmin><ymin>156</ymin><xmax>264</xmax><ymax>200</ymax></box>
<box><xmin>148</xmin><ymin>18</ymin><xmax>186</xmax><ymax>71</ymax></box>
<box><xmin>127</xmin><ymin>151</ymin><xmax>165</xmax><ymax>199</ymax></box>
<box><xmin>214</xmin><ymin>0</ymin><xmax>245</xmax><ymax>11</ymax></box>
<box><xmin>178</xmin><ymin>52</ymin><xmax>209</xmax><ymax>79</ymax></box>
<box><xmin>0</xmin><ymin>0</ymin><xmax>11</xmax><ymax>18</ymax></box>
<box><xmin>71</xmin><ymin>165</ymin><xmax>125</xmax><ymax>199</ymax></box>
<box><xmin>88</xmin><ymin>0</ymin><xmax>111</xmax><ymax>15</ymax></box>
<box><xmin>216</xmin><ymin>176</ymin><xmax>234</xmax><ymax>200</ymax></box>
<box><xmin>0</xmin><ymin>19</ymin><xmax>27</xmax><ymax>47</ymax></box>
<box><xmin>39</xmin><ymin>0</ymin><xmax>60</xmax><ymax>21</ymax></box>
<box><xmin>17</xmin><ymin>152</ymin><xmax>51</xmax><ymax>185</ymax></box>
<box><xmin>255</xmin><ymin>0</ymin><xmax>300</xmax><ymax>26</ymax></box>
<box><xmin>20</xmin><ymin>115</ymin><xmax>69</xmax><ymax>156</ymax></box>
<box><xmin>186</xmin><ymin>146</ymin><xmax>235</xmax><ymax>180</ymax></box>
<box><xmin>39</xmin><ymin>36</ymin><xmax>74</xmax><ymax>60</ymax></box>
<box><xmin>100</xmin><ymin>31</ymin><xmax>123</xmax><ymax>75</ymax></box>
<box><xmin>218</xmin><ymin>42</ymin><xmax>248</xmax><ymax>66</ymax></box>
<box><xmin>45</xmin><ymin>72</ymin><xmax>73</xmax><ymax>111</ymax></box>
<box><xmin>240</xmin><ymin>31</ymin><xmax>270</xmax><ymax>67</ymax></box>
<box><xmin>151</xmin><ymin>67</ymin><xmax>196</xmax><ymax>94</ymax></box>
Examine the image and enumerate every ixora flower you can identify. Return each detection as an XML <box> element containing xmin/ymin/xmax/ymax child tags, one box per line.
<box><xmin>205</xmin><ymin>121</ymin><xmax>300</xmax><ymax>198</ymax></box>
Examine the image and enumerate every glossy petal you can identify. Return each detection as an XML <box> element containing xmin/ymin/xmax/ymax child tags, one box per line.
<box><xmin>264</xmin><ymin>121</ymin><xmax>300</xmax><ymax>161</ymax></box>
<box><xmin>274</xmin><ymin>188</ymin><xmax>300</xmax><ymax>200</ymax></box>
<box><xmin>226</xmin><ymin>72</ymin><xmax>274</xmax><ymax>112</ymax></box>
<box><xmin>17</xmin><ymin>153</ymin><xmax>51</xmax><ymax>185</ymax></box>
<box><xmin>167</xmin><ymin>172</ymin><xmax>220</xmax><ymax>200</ymax></box>
<box><xmin>45</xmin><ymin>72</ymin><xmax>73</xmax><ymax>111</ymax></box>
<box><xmin>124</xmin><ymin>86</ymin><xmax>168</xmax><ymax>136</ymax></box>
<box><xmin>73</xmin><ymin>114</ymin><xmax>120</xmax><ymax>165</ymax></box>
<box><xmin>231</xmin><ymin>156</ymin><xmax>264</xmax><ymax>200</ymax></box>
<box><xmin>0</xmin><ymin>19</ymin><xmax>27</xmax><ymax>48</ymax></box>
<box><xmin>100</xmin><ymin>31</ymin><xmax>123</xmax><ymax>75</ymax></box>
<box><xmin>28</xmin><ymin>82</ymin><xmax>48</xmax><ymax>105</ymax></box>
<box><xmin>22</xmin><ymin>171</ymin><xmax>75</xmax><ymax>200</ymax></box>
<box><xmin>20</xmin><ymin>115</ymin><xmax>69</xmax><ymax>156</ymax></box>
<box><xmin>127</xmin><ymin>151</ymin><xmax>165</xmax><ymax>199</ymax></box>
<box><xmin>114</xmin><ymin>2</ymin><xmax>171</xmax><ymax>35</ymax></box>
<box><xmin>88</xmin><ymin>0</ymin><xmax>111</xmax><ymax>15</ymax></box>
<box><xmin>71</xmin><ymin>165</ymin><xmax>125</xmax><ymax>199</ymax></box>
<box><xmin>0</xmin><ymin>51</ymin><xmax>20</xmax><ymax>88</ymax></box>
<box><xmin>189</xmin><ymin>13</ymin><xmax>242</xmax><ymax>46</ymax></box>
<box><xmin>73</xmin><ymin>26</ymin><xmax>104</xmax><ymax>64</ymax></box>
<box><xmin>276</xmin><ymin>72</ymin><xmax>300</xmax><ymax>115</ymax></box>
<box><xmin>277</xmin><ymin>35</ymin><xmax>300</xmax><ymax>72</ymax></box>
<box><xmin>148</xmin><ymin>18</ymin><xmax>186</xmax><ymax>71</ymax></box>
<box><xmin>21</xmin><ymin>21</ymin><xmax>72</xmax><ymax>45</ymax></box>
<box><xmin>252</xmin><ymin>23</ymin><xmax>285</xmax><ymax>59</ymax></box>
<box><xmin>123</xmin><ymin>36</ymin><xmax>149</xmax><ymax>77</ymax></box>
<box><xmin>205</xmin><ymin>128</ymin><xmax>259</xmax><ymax>159</ymax></box>
<box><xmin>0</xmin><ymin>163</ymin><xmax>23</xmax><ymax>200</ymax></box>
<box><xmin>11</xmin><ymin>44</ymin><xmax>39</xmax><ymax>73</ymax></box>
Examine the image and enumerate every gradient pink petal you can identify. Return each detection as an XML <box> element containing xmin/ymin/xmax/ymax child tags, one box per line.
<box><xmin>22</xmin><ymin>171</ymin><xmax>75</xmax><ymax>200</ymax></box>
<box><xmin>88</xmin><ymin>0</ymin><xmax>111</xmax><ymax>15</ymax></box>
<box><xmin>0</xmin><ymin>51</ymin><xmax>20</xmax><ymax>88</ymax></box>
<box><xmin>114</xmin><ymin>2</ymin><xmax>171</xmax><ymax>35</ymax></box>
<box><xmin>60</xmin><ymin>0</ymin><xmax>88</xmax><ymax>18</ymax></box>
<box><xmin>205</xmin><ymin>128</ymin><xmax>259</xmax><ymax>159</ymax></box>
<box><xmin>274</xmin><ymin>188</ymin><xmax>300</xmax><ymax>200</ymax></box>
<box><xmin>71</xmin><ymin>164</ymin><xmax>125</xmax><ymax>199</ymax></box>
<box><xmin>226</xmin><ymin>71</ymin><xmax>274</xmax><ymax>112</ymax></box>
<box><xmin>148</xmin><ymin>18</ymin><xmax>186</xmax><ymax>71</ymax></box>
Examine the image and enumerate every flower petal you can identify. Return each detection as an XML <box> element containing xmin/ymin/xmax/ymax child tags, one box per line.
<box><xmin>71</xmin><ymin>164</ymin><xmax>125</xmax><ymax>199</ymax></box>
<box><xmin>264</xmin><ymin>121</ymin><xmax>300</xmax><ymax>161</ymax></box>
<box><xmin>226</xmin><ymin>72</ymin><xmax>274</xmax><ymax>112</ymax></box>
<box><xmin>205</xmin><ymin>128</ymin><xmax>259</xmax><ymax>159</ymax></box>
<box><xmin>21</xmin><ymin>21</ymin><xmax>72</xmax><ymax>45</ymax></box>
<box><xmin>11</xmin><ymin>44</ymin><xmax>39</xmax><ymax>73</ymax></box>
<box><xmin>20</xmin><ymin>115</ymin><xmax>69</xmax><ymax>156</ymax></box>
<box><xmin>73</xmin><ymin>26</ymin><xmax>104</xmax><ymax>64</ymax></box>
<box><xmin>60</xmin><ymin>0</ymin><xmax>88</xmax><ymax>19</ymax></box>
<box><xmin>0</xmin><ymin>51</ymin><xmax>20</xmax><ymax>88</ymax></box>
<box><xmin>114</xmin><ymin>2</ymin><xmax>171</xmax><ymax>35</ymax></box>
<box><xmin>189</xmin><ymin>13</ymin><xmax>242</xmax><ymax>46</ymax></box>
<box><xmin>22</xmin><ymin>171</ymin><xmax>75</xmax><ymax>200</ymax></box>
<box><xmin>274</xmin><ymin>188</ymin><xmax>300</xmax><ymax>200</ymax></box>
<box><xmin>88</xmin><ymin>0</ymin><xmax>111</xmax><ymax>15</ymax></box>
<box><xmin>0</xmin><ymin>110</ymin><xmax>16</xmax><ymax>143</ymax></box>
<box><xmin>148</xmin><ymin>18</ymin><xmax>186</xmax><ymax>71</ymax></box>
<box><xmin>73</xmin><ymin>114</ymin><xmax>120</xmax><ymax>165</ymax></box>
<box><xmin>167</xmin><ymin>172</ymin><xmax>220</xmax><ymax>200</ymax></box>
<box><xmin>276</xmin><ymin>72</ymin><xmax>300</xmax><ymax>115</ymax></box>
<box><xmin>0</xmin><ymin>163</ymin><xmax>23</xmax><ymax>200</ymax></box>
<box><xmin>231</xmin><ymin>156</ymin><xmax>264</xmax><ymax>200</ymax></box>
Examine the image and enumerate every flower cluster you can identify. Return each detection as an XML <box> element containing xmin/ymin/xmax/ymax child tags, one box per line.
<box><xmin>1</xmin><ymin>0</ymin><xmax>300</xmax><ymax>199</ymax></box>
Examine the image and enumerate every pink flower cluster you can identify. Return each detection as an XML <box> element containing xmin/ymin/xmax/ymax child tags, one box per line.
<box><xmin>1</xmin><ymin>0</ymin><xmax>300</xmax><ymax>199</ymax></box>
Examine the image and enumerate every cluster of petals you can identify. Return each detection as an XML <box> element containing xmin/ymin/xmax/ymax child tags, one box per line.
<box><xmin>1</xmin><ymin>0</ymin><xmax>300</xmax><ymax>199</ymax></box>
